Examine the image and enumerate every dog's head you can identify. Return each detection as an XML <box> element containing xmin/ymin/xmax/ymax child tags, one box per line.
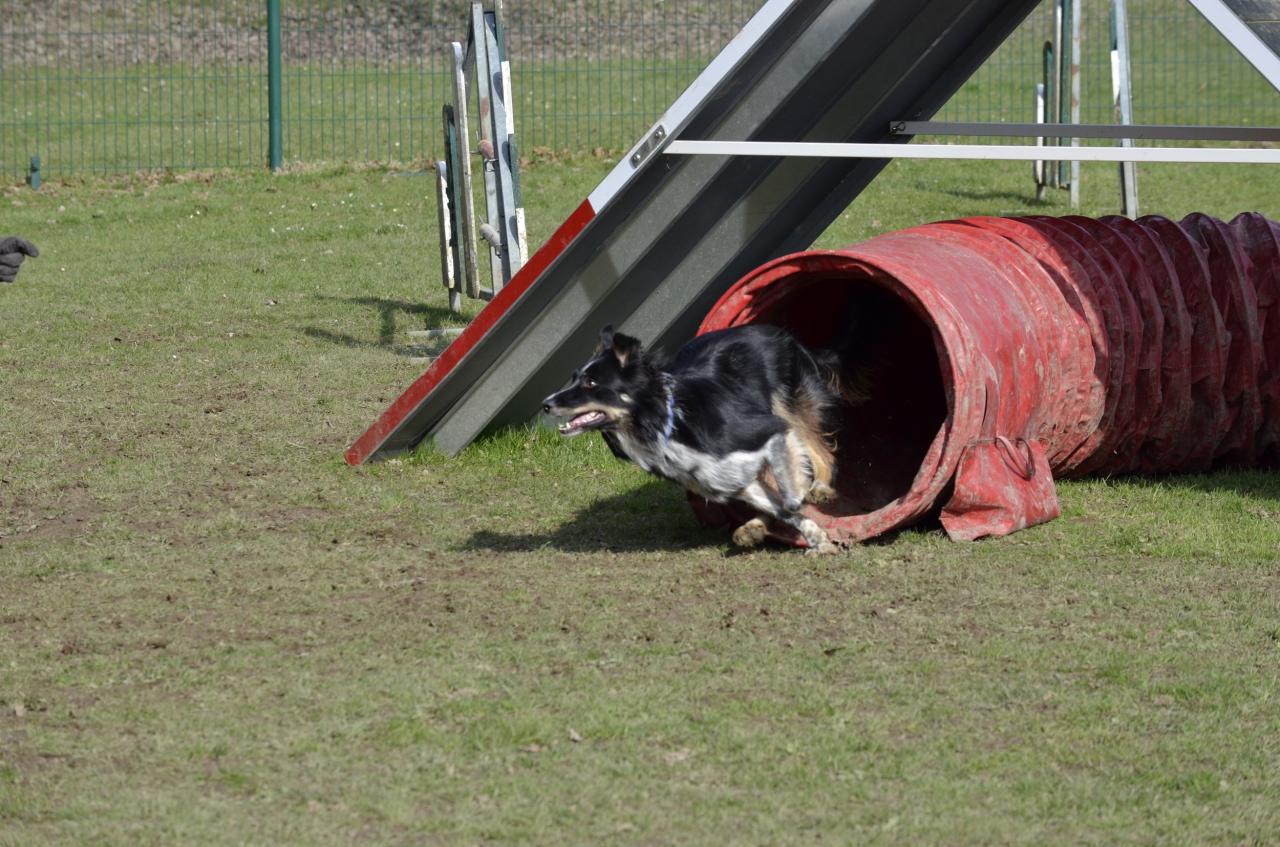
<box><xmin>542</xmin><ymin>325</ymin><xmax>644</xmax><ymax>437</ymax></box>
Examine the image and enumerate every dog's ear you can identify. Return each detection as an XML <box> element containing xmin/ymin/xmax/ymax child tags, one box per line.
<box><xmin>595</xmin><ymin>325</ymin><xmax>615</xmax><ymax>356</ymax></box>
<box><xmin>611</xmin><ymin>332</ymin><xmax>642</xmax><ymax>368</ymax></box>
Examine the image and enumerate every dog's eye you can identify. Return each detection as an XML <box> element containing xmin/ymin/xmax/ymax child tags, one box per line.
<box><xmin>583</xmin><ymin>378</ymin><xmax>598</xmax><ymax>389</ymax></box>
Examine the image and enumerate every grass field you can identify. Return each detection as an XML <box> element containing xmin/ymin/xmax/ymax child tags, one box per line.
<box><xmin>1</xmin><ymin>154</ymin><xmax>1279</xmax><ymax>844</ymax></box>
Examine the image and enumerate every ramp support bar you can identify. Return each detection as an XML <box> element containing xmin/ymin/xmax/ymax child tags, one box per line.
<box><xmin>663</xmin><ymin>139</ymin><xmax>1280</xmax><ymax>164</ymax></box>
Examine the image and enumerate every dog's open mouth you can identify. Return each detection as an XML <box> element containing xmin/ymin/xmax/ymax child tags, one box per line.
<box><xmin>557</xmin><ymin>409</ymin><xmax>610</xmax><ymax>437</ymax></box>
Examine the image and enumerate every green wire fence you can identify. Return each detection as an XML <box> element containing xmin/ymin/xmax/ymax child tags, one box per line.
<box><xmin>1</xmin><ymin>0</ymin><xmax>1276</xmax><ymax>181</ymax></box>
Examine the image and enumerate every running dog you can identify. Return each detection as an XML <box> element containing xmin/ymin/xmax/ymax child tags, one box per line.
<box><xmin>542</xmin><ymin>324</ymin><xmax>856</xmax><ymax>554</ymax></box>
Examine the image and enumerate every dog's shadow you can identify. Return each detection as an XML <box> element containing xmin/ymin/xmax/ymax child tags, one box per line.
<box><xmin>462</xmin><ymin>479</ymin><xmax>727</xmax><ymax>553</ymax></box>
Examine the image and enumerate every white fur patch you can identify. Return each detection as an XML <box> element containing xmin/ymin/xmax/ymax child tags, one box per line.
<box><xmin>614</xmin><ymin>430</ymin><xmax>782</xmax><ymax>504</ymax></box>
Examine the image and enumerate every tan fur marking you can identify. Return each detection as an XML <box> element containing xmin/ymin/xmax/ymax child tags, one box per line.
<box><xmin>758</xmin><ymin>465</ymin><xmax>781</xmax><ymax>498</ymax></box>
<box><xmin>772</xmin><ymin>393</ymin><xmax>836</xmax><ymax>496</ymax></box>
<box><xmin>784</xmin><ymin>430</ymin><xmax>813</xmax><ymax>493</ymax></box>
<box><xmin>808</xmin><ymin>482</ymin><xmax>836</xmax><ymax>503</ymax></box>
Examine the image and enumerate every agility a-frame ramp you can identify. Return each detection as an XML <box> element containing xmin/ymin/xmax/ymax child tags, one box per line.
<box><xmin>346</xmin><ymin>0</ymin><xmax>1280</xmax><ymax>464</ymax></box>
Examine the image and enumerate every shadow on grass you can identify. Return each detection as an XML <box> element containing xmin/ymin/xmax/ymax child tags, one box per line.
<box><xmin>462</xmin><ymin>478</ymin><xmax>727</xmax><ymax>553</ymax></box>
<box><xmin>304</xmin><ymin>295</ymin><xmax>463</xmax><ymax>353</ymax></box>
<box><xmin>1116</xmin><ymin>467</ymin><xmax>1280</xmax><ymax>502</ymax></box>
<box><xmin>941</xmin><ymin>187</ymin><xmax>1052</xmax><ymax>206</ymax></box>
<box><xmin>467</xmin><ymin>468</ymin><xmax>1279</xmax><ymax>555</ymax></box>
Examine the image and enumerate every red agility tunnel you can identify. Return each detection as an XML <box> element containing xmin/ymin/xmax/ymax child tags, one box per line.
<box><xmin>690</xmin><ymin>212</ymin><xmax>1280</xmax><ymax>545</ymax></box>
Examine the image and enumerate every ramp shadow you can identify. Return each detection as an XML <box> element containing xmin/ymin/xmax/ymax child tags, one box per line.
<box><xmin>304</xmin><ymin>295</ymin><xmax>463</xmax><ymax>353</ymax></box>
<box><xmin>462</xmin><ymin>479</ymin><xmax>726</xmax><ymax>553</ymax></box>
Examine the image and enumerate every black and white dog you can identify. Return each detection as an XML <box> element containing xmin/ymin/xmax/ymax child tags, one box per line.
<box><xmin>542</xmin><ymin>324</ymin><xmax>855</xmax><ymax>553</ymax></box>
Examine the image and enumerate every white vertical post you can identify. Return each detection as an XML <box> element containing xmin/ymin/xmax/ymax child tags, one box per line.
<box><xmin>451</xmin><ymin>42</ymin><xmax>481</xmax><ymax>299</ymax></box>
<box><xmin>1034</xmin><ymin>82</ymin><xmax>1046</xmax><ymax>201</ymax></box>
<box><xmin>1069</xmin><ymin>0</ymin><xmax>1082</xmax><ymax>208</ymax></box>
<box><xmin>1052</xmin><ymin>0</ymin><xmax>1064</xmax><ymax>188</ymax></box>
<box><xmin>1113</xmin><ymin>0</ymin><xmax>1139</xmax><ymax>217</ymax></box>
<box><xmin>471</xmin><ymin>4</ymin><xmax>505</xmax><ymax>294</ymax></box>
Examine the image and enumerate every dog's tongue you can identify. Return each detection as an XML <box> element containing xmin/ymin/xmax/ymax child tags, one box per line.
<box><xmin>559</xmin><ymin>410</ymin><xmax>605</xmax><ymax>435</ymax></box>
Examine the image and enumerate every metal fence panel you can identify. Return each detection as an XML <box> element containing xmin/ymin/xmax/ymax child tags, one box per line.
<box><xmin>1</xmin><ymin>0</ymin><xmax>1276</xmax><ymax>180</ymax></box>
<box><xmin>937</xmin><ymin>0</ymin><xmax>1280</xmax><ymax>129</ymax></box>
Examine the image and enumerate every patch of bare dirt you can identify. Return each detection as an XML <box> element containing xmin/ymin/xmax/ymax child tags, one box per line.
<box><xmin>0</xmin><ymin>482</ymin><xmax>101</xmax><ymax>544</ymax></box>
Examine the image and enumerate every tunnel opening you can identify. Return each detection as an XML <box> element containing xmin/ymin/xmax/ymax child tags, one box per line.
<box><xmin>755</xmin><ymin>273</ymin><xmax>948</xmax><ymax>518</ymax></box>
<box><xmin>691</xmin><ymin>257</ymin><xmax>951</xmax><ymax>541</ymax></box>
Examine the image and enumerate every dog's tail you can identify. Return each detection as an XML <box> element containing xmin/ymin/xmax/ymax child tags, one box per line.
<box><xmin>811</xmin><ymin>289</ymin><xmax>897</xmax><ymax>406</ymax></box>
<box><xmin>810</xmin><ymin>347</ymin><xmax>869</xmax><ymax>406</ymax></box>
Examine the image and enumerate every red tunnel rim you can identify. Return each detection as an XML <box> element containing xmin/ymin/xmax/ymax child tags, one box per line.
<box><xmin>698</xmin><ymin>248</ymin><xmax>975</xmax><ymax>540</ymax></box>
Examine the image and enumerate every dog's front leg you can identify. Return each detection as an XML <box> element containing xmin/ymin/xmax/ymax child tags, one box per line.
<box><xmin>765</xmin><ymin>434</ymin><xmax>806</xmax><ymax>513</ymax></box>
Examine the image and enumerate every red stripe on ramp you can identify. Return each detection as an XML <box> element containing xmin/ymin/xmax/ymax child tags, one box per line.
<box><xmin>345</xmin><ymin>199</ymin><xmax>597</xmax><ymax>465</ymax></box>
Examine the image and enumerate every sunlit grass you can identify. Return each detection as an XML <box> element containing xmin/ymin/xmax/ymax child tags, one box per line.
<box><xmin>0</xmin><ymin>156</ymin><xmax>1277</xmax><ymax>844</ymax></box>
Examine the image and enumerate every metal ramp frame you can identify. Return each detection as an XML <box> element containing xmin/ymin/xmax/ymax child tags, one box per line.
<box><xmin>1188</xmin><ymin>0</ymin><xmax>1280</xmax><ymax>88</ymax></box>
<box><xmin>346</xmin><ymin>0</ymin><xmax>1280</xmax><ymax>464</ymax></box>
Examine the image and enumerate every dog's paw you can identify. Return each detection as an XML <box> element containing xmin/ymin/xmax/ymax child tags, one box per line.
<box><xmin>798</xmin><ymin>518</ymin><xmax>838</xmax><ymax>555</ymax></box>
<box><xmin>731</xmin><ymin>517</ymin><xmax>768</xmax><ymax>548</ymax></box>
<box><xmin>807</xmin><ymin>482</ymin><xmax>837</xmax><ymax>504</ymax></box>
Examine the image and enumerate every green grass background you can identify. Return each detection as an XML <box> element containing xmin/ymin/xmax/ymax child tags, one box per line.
<box><xmin>0</xmin><ymin>152</ymin><xmax>1278</xmax><ymax>843</ymax></box>
<box><xmin>4</xmin><ymin>0</ymin><xmax>1279</xmax><ymax>179</ymax></box>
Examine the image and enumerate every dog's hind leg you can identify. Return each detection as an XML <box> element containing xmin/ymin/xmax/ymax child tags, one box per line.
<box><xmin>731</xmin><ymin>517</ymin><xmax>769</xmax><ymax>548</ymax></box>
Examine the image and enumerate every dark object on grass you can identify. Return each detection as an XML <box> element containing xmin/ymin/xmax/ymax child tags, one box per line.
<box><xmin>0</xmin><ymin>237</ymin><xmax>39</xmax><ymax>283</ymax></box>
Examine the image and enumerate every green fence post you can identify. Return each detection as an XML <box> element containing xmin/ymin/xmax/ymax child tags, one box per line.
<box><xmin>1043</xmin><ymin>41</ymin><xmax>1056</xmax><ymax>188</ymax></box>
<box><xmin>267</xmin><ymin>0</ymin><xmax>283</xmax><ymax>171</ymax></box>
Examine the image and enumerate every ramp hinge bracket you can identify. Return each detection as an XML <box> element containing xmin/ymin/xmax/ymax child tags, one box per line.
<box><xmin>630</xmin><ymin>125</ymin><xmax>668</xmax><ymax>167</ymax></box>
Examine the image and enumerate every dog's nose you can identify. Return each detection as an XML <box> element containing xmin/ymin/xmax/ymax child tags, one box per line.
<box><xmin>542</xmin><ymin>403</ymin><xmax>551</xmax><ymax>414</ymax></box>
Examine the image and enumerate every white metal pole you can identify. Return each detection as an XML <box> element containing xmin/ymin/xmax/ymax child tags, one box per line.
<box><xmin>664</xmin><ymin>139</ymin><xmax>1280</xmax><ymax>164</ymax></box>
<box><xmin>451</xmin><ymin>42</ymin><xmax>481</xmax><ymax>300</ymax></box>
<box><xmin>1052</xmin><ymin>0</ymin><xmax>1064</xmax><ymax>187</ymax></box>
<box><xmin>1113</xmin><ymin>0</ymin><xmax>1139</xmax><ymax>217</ymax></box>
<box><xmin>1069</xmin><ymin>0</ymin><xmax>1082</xmax><ymax>208</ymax></box>
<box><xmin>1035</xmin><ymin>82</ymin><xmax>1046</xmax><ymax>201</ymax></box>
